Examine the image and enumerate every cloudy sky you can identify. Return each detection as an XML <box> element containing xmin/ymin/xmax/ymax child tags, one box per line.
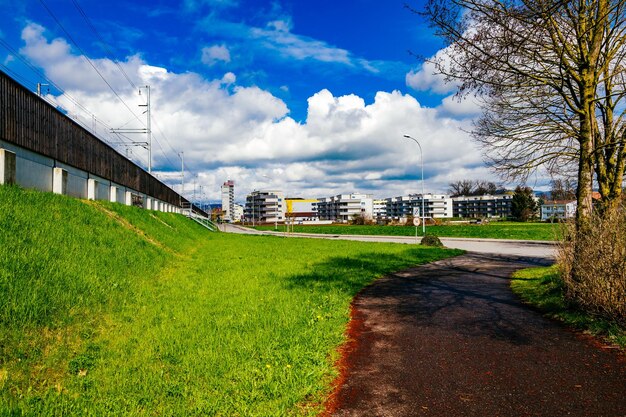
<box><xmin>0</xmin><ymin>0</ymin><xmax>516</xmax><ymax>202</ymax></box>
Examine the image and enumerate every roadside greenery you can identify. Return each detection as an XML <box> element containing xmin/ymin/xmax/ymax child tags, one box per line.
<box><xmin>511</xmin><ymin>266</ymin><xmax>626</xmax><ymax>348</ymax></box>
<box><xmin>254</xmin><ymin>222</ymin><xmax>558</xmax><ymax>241</ymax></box>
<box><xmin>0</xmin><ymin>185</ymin><xmax>462</xmax><ymax>416</ymax></box>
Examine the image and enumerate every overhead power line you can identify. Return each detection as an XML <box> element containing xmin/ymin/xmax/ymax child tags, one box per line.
<box><xmin>69</xmin><ymin>0</ymin><xmax>138</xmax><ymax>91</ymax></box>
<box><xmin>37</xmin><ymin>0</ymin><xmax>145</xmax><ymax>128</ymax></box>
<box><xmin>2</xmin><ymin>4</ymin><xmax>182</xmax><ymax>174</ymax></box>
<box><xmin>68</xmin><ymin>0</ymin><xmax>182</xmax><ymax>171</ymax></box>
<box><xmin>0</xmin><ymin>41</ymin><xmax>143</xmax><ymax>158</ymax></box>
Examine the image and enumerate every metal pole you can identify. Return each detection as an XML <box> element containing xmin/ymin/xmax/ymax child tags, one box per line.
<box><xmin>421</xmin><ymin>149</ymin><xmax>425</xmax><ymax>236</ymax></box>
<box><xmin>404</xmin><ymin>135</ymin><xmax>426</xmax><ymax>236</ymax></box>
<box><xmin>179</xmin><ymin>152</ymin><xmax>184</xmax><ymax>205</ymax></box>
<box><xmin>146</xmin><ymin>86</ymin><xmax>152</xmax><ymax>173</ymax></box>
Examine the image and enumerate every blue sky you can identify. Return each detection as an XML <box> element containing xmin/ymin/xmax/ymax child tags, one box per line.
<box><xmin>0</xmin><ymin>0</ymin><xmax>504</xmax><ymax>201</ymax></box>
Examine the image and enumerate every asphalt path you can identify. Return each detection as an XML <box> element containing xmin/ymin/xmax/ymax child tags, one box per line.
<box><xmin>327</xmin><ymin>253</ymin><xmax>625</xmax><ymax>416</ymax></box>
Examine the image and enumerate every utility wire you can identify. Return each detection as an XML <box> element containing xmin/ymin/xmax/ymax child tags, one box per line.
<box><xmin>37</xmin><ymin>0</ymin><xmax>145</xmax><ymax>128</ymax></box>
<box><xmin>69</xmin><ymin>0</ymin><xmax>183</xmax><ymax>171</ymax></box>
<box><xmin>2</xmin><ymin>13</ymin><xmax>179</xmax><ymax>173</ymax></box>
<box><xmin>151</xmin><ymin>116</ymin><xmax>180</xmax><ymax>158</ymax></box>
<box><xmin>0</xmin><ymin>41</ymin><xmax>142</xmax><ymax>156</ymax></box>
<box><xmin>69</xmin><ymin>0</ymin><xmax>138</xmax><ymax>90</ymax></box>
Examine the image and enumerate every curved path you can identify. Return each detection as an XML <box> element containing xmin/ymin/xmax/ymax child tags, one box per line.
<box><xmin>328</xmin><ymin>253</ymin><xmax>625</xmax><ymax>416</ymax></box>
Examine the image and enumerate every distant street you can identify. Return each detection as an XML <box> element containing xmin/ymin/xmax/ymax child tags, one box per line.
<box><xmin>219</xmin><ymin>224</ymin><xmax>556</xmax><ymax>259</ymax></box>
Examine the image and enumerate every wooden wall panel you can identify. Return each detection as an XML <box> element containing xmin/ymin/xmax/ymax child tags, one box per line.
<box><xmin>0</xmin><ymin>70</ymin><xmax>201</xmax><ymax>212</ymax></box>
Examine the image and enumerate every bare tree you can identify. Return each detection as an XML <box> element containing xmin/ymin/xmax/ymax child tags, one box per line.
<box><xmin>474</xmin><ymin>180</ymin><xmax>498</xmax><ymax>195</ymax></box>
<box><xmin>415</xmin><ymin>0</ymin><xmax>626</xmax><ymax>229</ymax></box>
<box><xmin>550</xmin><ymin>178</ymin><xmax>577</xmax><ymax>200</ymax></box>
<box><xmin>448</xmin><ymin>179</ymin><xmax>499</xmax><ymax>196</ymax></box>
<box><xmin>448</xmin><ymin>180</ymin><xmax>475</xmax><ymax>196</ymax></box>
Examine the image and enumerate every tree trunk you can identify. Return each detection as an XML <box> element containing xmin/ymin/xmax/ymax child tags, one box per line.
<box><xmin>576</xmin><ymin>115</ymin><xmax>595</xmax><ymax>232</ymax></box>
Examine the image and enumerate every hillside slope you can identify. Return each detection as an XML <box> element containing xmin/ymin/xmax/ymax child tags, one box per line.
<box><xmin>0</xmin><ymin>185</ymin><xmax>462</xmax><ymax>416</ymax></box>
<box><xmin>0</xmin><ymin>185</ymin><xmax>211</xmax><ymax>412</ymax></box>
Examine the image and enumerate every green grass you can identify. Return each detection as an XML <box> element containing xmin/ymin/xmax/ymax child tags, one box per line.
<box><xmin>254</xmin><ymin>222</ymin><xmax>560</xmax><ymax>241</ymax></box>
<box><xmin>511</xmin><ymin>266</ymin><xmax>626</xmax><ymax>348</ymax></box>
<box><xmin>0</xmin><ymin>185</ymin><xmax>463</xmax><ymax>416</ymax></box>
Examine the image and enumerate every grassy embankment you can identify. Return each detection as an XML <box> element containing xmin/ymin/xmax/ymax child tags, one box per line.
<box><xmin>511</xmin><ymin>266</ymin><xmax>626</xmax><ymax>348</ymax></box>
<box><xmin>254</xmin><ymin>222</ymin><xmax>559</xmax><ymax>241</ymax></box>
<box><xmin>0</xmin><ymin>185</ymin><xmax>463</xmax><ymax>416</ymax></box>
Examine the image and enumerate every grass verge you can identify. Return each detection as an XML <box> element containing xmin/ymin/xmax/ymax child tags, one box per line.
<box><xmin>511</xmin><ymin>266</ymin><xmax>626</xmax><ymax>348</ymax></box>
<box><xmin>0</xmin><ymin>185</ymin><xmax>463</xmax><ymax>416</ymax></box>
<box><xmin>254</xmin><ymin>222</ymin><xmax>559</xmax><ymax>241</ymax></box>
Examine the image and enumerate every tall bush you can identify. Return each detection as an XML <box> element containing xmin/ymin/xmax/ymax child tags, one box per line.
<box><xmin>558</xmin><ymin>208</ymin><xmax>626</xmax><ymax>324</ymax></box>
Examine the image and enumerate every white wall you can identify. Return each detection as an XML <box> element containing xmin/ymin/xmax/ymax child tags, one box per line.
<box><xmin>0</xmin><ymin>140</ymin><xmax>179</xmax><ymax>214</ymax></box>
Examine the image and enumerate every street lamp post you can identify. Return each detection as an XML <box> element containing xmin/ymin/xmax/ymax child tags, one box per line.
<box><xmin>403</xmin><ymin>135</ymin><xmax>426</xmax><ymax>238</ymax></box>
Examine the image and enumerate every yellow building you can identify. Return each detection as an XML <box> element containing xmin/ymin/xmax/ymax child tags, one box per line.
<box><xmin>285</xmin><ymin>198</ymin><xmax>319</xmax><ymax>222</ymax></box>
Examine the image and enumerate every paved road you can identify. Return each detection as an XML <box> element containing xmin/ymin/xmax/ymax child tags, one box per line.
<box><xmin>219</xmin><ymin>224</ymin><xmax>556</xmax><ymax>259</ymax></box>
<box><xmin>328</xmin><ymin>253</ymin><xmax>625</xmax><ymax>417</ymax></box>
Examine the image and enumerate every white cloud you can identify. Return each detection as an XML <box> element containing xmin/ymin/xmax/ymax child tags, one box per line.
<box><xmin>221</xmin><ymin>72</ymin><xmax>236</xmax><ymax>84</ymax></box>
<box><xmin>267</xmin><ymin>19</ymin><xmax>292</xmax><ymax>33</ymax></box>
<box><xmin>18</xmin><ymin>22</ymin><xmax>489</xmax><ymax>200</ymax></box>
<box><xmin>201</xmin><ymin>44</ymin><xmax>231</xmax><ymax>66</ymax></box>
<box><xmin>438</xmin><ymin>94</ymin><xmax>482</xmax><ymax>118</ymax></box>
<box><xmin>406</xmin><ymin>48</ymin><xmax>458</xmax><ymax>94</ymax></box>
<box><xmin>249</xmin><ymin>26</ymin><xmax>352</xmax><ymax>65</ymax></box>
<box><xmin>3</xmin><ymin>54</ymin><xmax>14</xmax><ymax>65</ymax></box>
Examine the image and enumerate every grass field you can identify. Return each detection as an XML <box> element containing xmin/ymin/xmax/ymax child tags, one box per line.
<box><xmin>254</xmin><ymin>222</ymin><xmax>560</xmax><ymax>241</ymax></box>
<box><xmin>511</xmin><ymin>266</ymin><xmax>626</xmax><ymax>348</ymax></box>
<box><xmin>0</xmin><ymin>185</ymin><xmax>462</xmax><ymax>416</ymax></box>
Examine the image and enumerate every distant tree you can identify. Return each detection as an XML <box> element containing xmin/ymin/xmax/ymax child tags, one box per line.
<box><xmin>511</xmin><ymin>186</ymin><xmax>538</xmax><ymax>222</ymax></box>
<box><xmin>550</xmin><ymin>179</ymin><xmax>576</xmax><ymax>201</ymax></box>
<box><xmin>474</xmin><ymin>180</ymin><xmax>497</xmax><ymax>196</ymax></box>
<box><xmin>350</xmin><ymin>213</ymin><xmax>368</xmax><ymax>225</ymax></box>
<box><xmin>448</xmin><ymin>179</ymin><xmax>499</xmax><ymax>196</ymax></box>
<box><xmin>448</xmin><ymin>180</ymin><xmax>474</xmax><ymax>197</ymax></box>
<box><xmin>211</xmin><ymin>208</ymin><xmax>223</xmax><ymax>222</ymax></box>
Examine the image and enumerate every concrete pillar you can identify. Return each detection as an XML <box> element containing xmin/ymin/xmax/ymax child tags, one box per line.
<box><xmin>125</xmin><ymin>191</ymin><xmax>132</xmax><ymax>206</ymax></box>
<box><xmin>146</xmin><ymin>197</ymin><xmax>152</xmax><ymax>210</ymax></box>
<box><xmin>110</xmin><ymin>186</ymin><xmax>117</xmax><ymax>203</ymax></box>
<box><xmin>87</xmin><ymin>179</ymin><xmax>97</xmax><ymax>200</ymax></box>
<box><xmin>0</xmin><ymin>148</ymin><xmax>16</xmax><ymax>185</ymax></box>
<box><xmin>52</xmin><ymin>168</ymin><xmax>67</xmax><ymax>195</ymax></box>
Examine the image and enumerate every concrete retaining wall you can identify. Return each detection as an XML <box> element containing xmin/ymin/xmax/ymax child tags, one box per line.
<box><xmin>0</xmin><ymin>139</ymin><xmax>180</xmax><ymax>213</ymax></box>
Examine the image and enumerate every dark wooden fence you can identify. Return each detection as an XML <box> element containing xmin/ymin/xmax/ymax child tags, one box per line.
<box><xmin>0</xmin><ymin>70</ymin><xmax>205</xmax><ymax>214</ymax></box>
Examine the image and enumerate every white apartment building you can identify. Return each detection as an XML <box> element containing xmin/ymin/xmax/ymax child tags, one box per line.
<box><xmin>386</xmin><ymin>194</ymin><xmax>453</xmax><ymax>220</ymax></box>
<box><xmin>317</xmin><ymin>193</ymin><xmax>373</xmax><ymax>223</ymax></box>
<box><xmin>221</xmin><ymin>180</ymin><xmax>235</xmax><ymax>222</ymax></box>
<box><xmin>244</xmin><ymin>190</ymin><xmax>286</xmax><ymax>224</ymax></box>
<box><xmin>541</xmin><ymin>200</ymin><xmax>577</xmax><ymax>221</ymax></box>
<box><xmin>232</xmin><ymin>203</ymin><xmax>244</xmax><ymax>222</ymax></box>
<box><xmin>373</xmin><ymin>199</ymin><xmax>387</xmax><ymax>221</ymax></box>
